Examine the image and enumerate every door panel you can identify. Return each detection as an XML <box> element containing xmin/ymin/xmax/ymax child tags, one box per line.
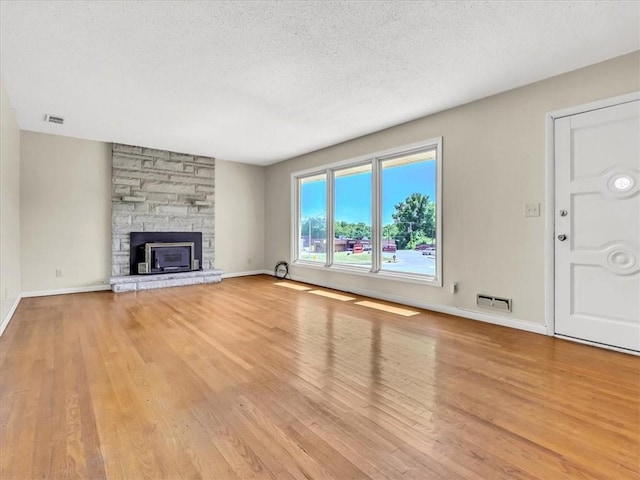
<box><xmin>573</xmin><ymin>264</ymin><xmax>638</xmax><ymax>323</ymax></box>
<box><xmin>572</xmin><ymin>106</ymin><xmax>639</xmax><ymax>177</ymax></box>
<box><xmin>572</xmin><ymin>193</ymin><xmax>638</xmax><ymax>249</ymax></box>
<box><xmin>555</xmin><ymin>100</ymin><xmax>640</xmax><ymax>352</ymax></box>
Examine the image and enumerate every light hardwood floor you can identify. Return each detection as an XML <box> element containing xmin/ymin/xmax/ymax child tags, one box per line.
<box><xmin>1</xmin><ymin>275</ymin><xmax>638</xmax><ymax>479</ymax></box>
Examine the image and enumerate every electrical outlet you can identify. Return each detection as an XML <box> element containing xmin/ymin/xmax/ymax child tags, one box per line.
<box><xmin>525</xmin><ymin>203</ymin><xmax>540</xmax><ymax>217</ymax></box>
<box><xmin>55</xmin><ymin>269</ymin><xmax>63</xmax><ymax>278</ymax></box>
<box><xmin>451</xmin><ymin>282</ymin><xmax>458</xmax><ymax>294</ymax></box>
<box><xmin>247</xmin><ymin>257</ymin><xmax>252</xmax><ymax>264</ymax></box>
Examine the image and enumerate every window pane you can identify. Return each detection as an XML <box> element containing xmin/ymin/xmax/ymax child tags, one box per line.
<box><xmin>334</xmin><ymin>164</ymin><xmax>372</xmax><ymax>268</ymax></box>
<box><xmin>380</xmin><ymin>149</ymin><xmax>437</xmax><ymax>276</ymax></box>
<box><xmin>299</xmin><ymin>174</ymin><xmax>327</xmax><ymax>263</ymax></box>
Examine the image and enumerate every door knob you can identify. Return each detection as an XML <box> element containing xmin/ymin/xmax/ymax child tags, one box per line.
<box><xmin>557</xmin><ymin>234</ymin><xmax>567</xmax><ymax>241</ymax></box>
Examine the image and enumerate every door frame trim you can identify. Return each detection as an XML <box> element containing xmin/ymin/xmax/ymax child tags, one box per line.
<box><xmin>544</xmin><ymin>91</ymin><xmax>640</xmax><ymax>337</ymax></box>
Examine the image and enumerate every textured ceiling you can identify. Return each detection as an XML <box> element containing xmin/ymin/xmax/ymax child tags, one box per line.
<box><xmin>1</xmin><ymin>1</ymin><xmax>638</xmax><ymax>165</ymax></box>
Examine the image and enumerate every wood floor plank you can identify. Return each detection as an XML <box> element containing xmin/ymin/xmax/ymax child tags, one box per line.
<box><xmin>1</xmin><ymin>276</ymin><xmax>638</xmax><ymax>479</ymax></box>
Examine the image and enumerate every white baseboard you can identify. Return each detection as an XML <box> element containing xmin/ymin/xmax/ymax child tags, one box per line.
<box><xmin>0</xmin><ymin>294</ymin><xmax>22</xmax><ymax>337</ymax></box>
<box><xmin>282</xmin><ymin>272</ymin><xmax>547</xmax><ymax>336</ymax></box>
<box><xmin>221</xmin><ymin>270</ymin><xmax>271</xmax><ymax>279</ymax></box>
<box><xmin>449</xmin><ymin>308</ymin><xmax>547</xmax><ymax>335</ymax></box>
<box><xmin>21</xmin><ymin>284</ymin><xmax>112</xmax><ymax>298</ymax></box>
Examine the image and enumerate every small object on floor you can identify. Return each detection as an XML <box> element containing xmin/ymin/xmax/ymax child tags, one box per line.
<box><xmin>274</xmin><ymin>260</ymin><xmax>289</xmax><ymax>279</ymax></box>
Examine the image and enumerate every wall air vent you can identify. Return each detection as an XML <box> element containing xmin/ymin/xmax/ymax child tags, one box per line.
<box><xmin>477</xmin><ymin>294</ymin><xmax>512</xmax><ymax>312</ymax></box>
<box><xmin>44</xmin><ymin>114</ymin><xmax>64</xmax><ymax>125</ymax></box>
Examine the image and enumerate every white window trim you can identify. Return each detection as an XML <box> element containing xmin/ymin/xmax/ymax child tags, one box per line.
<box><xmin>291</xmin><ymin>137</ymin><xmax>443</xmax><ymax>287</ymax></box>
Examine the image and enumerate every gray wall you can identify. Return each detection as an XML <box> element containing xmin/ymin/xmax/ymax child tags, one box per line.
<box><xmin>0</xmin><ymin>79</ymin><xmax>21</xmax><ymax>330</ymax></box>
<box><xmin>214</xmin><ymin>159</ymin><xmax>265</xmax><ymax>275</ymax></box>
<box><xmin>20</xmin><ymin>132</ymin><xmax>111</xmax><ymax>292</ymax></box>
<box><xmin>264</xmin><ymin>51</ymin><xmax>640</xmax><ymax>329</ymax></box>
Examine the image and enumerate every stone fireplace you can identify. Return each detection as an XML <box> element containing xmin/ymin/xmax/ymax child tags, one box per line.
<box><xmin>109</xmin><ymin>144</ymin><xmax>222</xmax><ymax>292</ymax></box>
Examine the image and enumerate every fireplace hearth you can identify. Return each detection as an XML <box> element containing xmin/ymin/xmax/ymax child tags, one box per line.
<box><xmin>130</xmin><ymin>232</ymin><xmax>202</xmax><ymax>275</ymax></box>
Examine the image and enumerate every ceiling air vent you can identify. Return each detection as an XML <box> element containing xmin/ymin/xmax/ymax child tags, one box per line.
<box><xmin>44</xmin><ymin>114</ymin><xmax>65</xmax><ymax>125</ymax></box>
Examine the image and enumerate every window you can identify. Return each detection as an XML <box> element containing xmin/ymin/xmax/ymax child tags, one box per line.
<box><xmin>292</xmin><ymin>138</ymin><xmax>442</xmax><ymax>285</ymax></box>
<box><xmin>380</xmin><ymin>149</ymin><xmax>437</xmax><ymax>276</ymax></box>
<box><xmin>297</xmin><ymin>173</ymin><xmax>326</xmax><ymax>264</ymax></box>
<box><xmin>333</xmin><ymin>164</ymin><xmax>372</xmax><ymax>268</ymax></box>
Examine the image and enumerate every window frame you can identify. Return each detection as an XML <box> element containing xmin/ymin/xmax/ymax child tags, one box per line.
<box><xmin>291</xmin><ymin>137</ymin><xmax>442</xmax><ymax>287</ymax></box>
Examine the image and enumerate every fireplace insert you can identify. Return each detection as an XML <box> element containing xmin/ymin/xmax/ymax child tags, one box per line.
<box><xmin>137</xmin><ymin>242</ymin><xmax>197</xmax><ymax>274</ymax></box>
<box><xmin>130</xmin><ymin>232</ymin><xmax>203</xmax><ymax>275</ymax></box>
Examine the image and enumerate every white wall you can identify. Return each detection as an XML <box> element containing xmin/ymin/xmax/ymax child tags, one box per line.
<box><xmin>20</xmin><ymin>132</ymin><xmax>112</xmax><ymax>292</ymax></box>
<box><xmin>264</xmin><ymin>51</ymin><xmax>640</xmax><ymax>329</ymax></box>
<box><xmin>0</xmin><ymin>79</ymin><xmax>21</xmax><ymax>331</ymax></box>
<box><xmin>215</xmin><ymin>159</ymin><xmax>265</xmax><ymax>275</ymax></box>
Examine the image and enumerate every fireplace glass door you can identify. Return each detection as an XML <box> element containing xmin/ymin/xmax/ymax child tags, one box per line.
<box><xmin>144</xmin><ymin>242</ymin><xmax>196</xmax><ymax>273</ymax></box>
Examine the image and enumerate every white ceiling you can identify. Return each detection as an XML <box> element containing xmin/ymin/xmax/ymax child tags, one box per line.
<box><xmin>1</xmin><ymin>1</ymin><xmax>638</xmax><ymax>165</ymax></box>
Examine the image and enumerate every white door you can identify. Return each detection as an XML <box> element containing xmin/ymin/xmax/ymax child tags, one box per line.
<box><xmin>555</xmin><ymin>100</ymin><xmax>640</xmax><ymax>352</ymax></box>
